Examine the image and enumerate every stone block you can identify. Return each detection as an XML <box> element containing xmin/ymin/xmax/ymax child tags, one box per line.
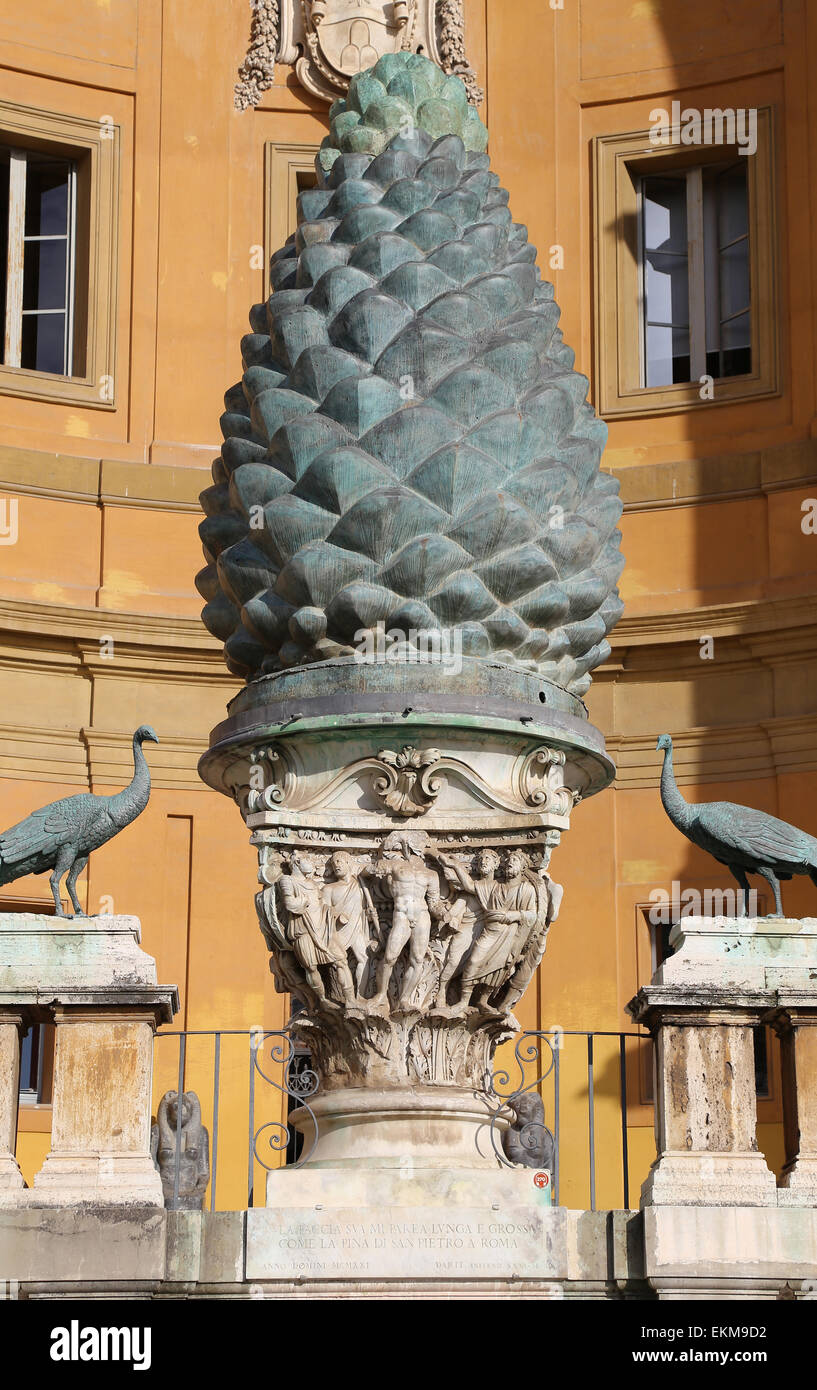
<box><xmin>165</xmin><ymin>1210</ymin><xmax>202</xmax><ymax>1283</ymax></box>
<box><xmin>643</xmin><ymin>1205</ymin><xmax>817</xmax><ymax>1298</ymax></box>
<box><xmin>0</xmin><ymin>914</ymin><xmax>161</xmax><ymax>995</ymax></box>
<box><xmin>200</xmin><ymin>1211</ymin><xmax>246</xmax><ymax>1284</ymax></box>
<box><xmin>0</xmin><ymin>1207</ymin><xmax>166</xmax><ymax>1282</ymax></box>
<box><xmin>657</xmin><ymin>915</ymin><xmax>817</xmax><ymax>991</ymax></box>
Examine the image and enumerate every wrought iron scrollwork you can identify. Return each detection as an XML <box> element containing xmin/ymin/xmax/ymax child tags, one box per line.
<box><xmin>250</xmin><ymin>1030</ymin><xmax>319</xmax><ymax>1170</ymax></box>
<box><xmin>485</xmin><ymin>1031</ymin><xmax>557</xmax><ymax>1172</ymax></box>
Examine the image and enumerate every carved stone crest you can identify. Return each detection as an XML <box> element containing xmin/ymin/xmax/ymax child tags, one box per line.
<box><xmin>235</xmin><ymin>0</ymin><xmax>483</xmax><ymax>109</ymax></box>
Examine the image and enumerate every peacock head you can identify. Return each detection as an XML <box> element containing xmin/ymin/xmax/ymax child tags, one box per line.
<box><xmin>135</xmin><ymin>725</ymin><xmax>159</xmax><ymax>746</ymax></box>
<box><xmin>656</xmin><ymin>733</ymin><xmax>673</xmax><ymax>754</ymax></box>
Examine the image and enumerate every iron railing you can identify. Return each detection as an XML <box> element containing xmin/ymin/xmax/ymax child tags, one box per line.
<box><xmin>152</xmin><ymin>1027</ymin><xmax>651</xmax><ymax>1212</ymax></box>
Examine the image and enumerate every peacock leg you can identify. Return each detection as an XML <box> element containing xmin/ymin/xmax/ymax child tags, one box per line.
<box><xmin>49</xmin><ymin>844</ymin><xmax>75</xmax><ymax>917</ymax></box>
<box><xmin>728</xmin><ymin>865</ymin><xmax>752</xmax><ymax>917</ymax></box>
<box><xmin>65</xmin><ymin>856</ymin><xmax>88</xmax><ymax>917</ymax></box>
<box><xmin>756</xmin><ymin>866</ymin><xmax>784</xmax><ymax>918</ymax></box>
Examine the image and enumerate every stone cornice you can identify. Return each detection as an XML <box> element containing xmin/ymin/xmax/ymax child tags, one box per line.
<box><xmin>608</xmin><ymin>715</ymin><xmax>817</xmax><ymax>788</ymax></box>
<box><xmin>2</xmin><ymin>437</ymin><xmax>817</xmax><ymax>513</ymax></box>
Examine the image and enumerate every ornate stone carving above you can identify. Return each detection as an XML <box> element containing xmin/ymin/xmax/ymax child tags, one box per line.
<box><xmin>254</xmin><ymin>826</ymin><xmax>562</xmax><ymax>1087</ymax></box>
<box><xmin>373</xmin><ymin>745</ymin><xmax>442</xmax><ymax>817</ymax></box>
<box><xmin>234</xmin><ymin>1</ymin><xmax>483</xmax><ymax>109</ymax></box>
<box><xmin>235</xmin><ymin>0</ymin><xmax>280</xmax><ymax>111</ymax></box>
<box><xmin>520</xmin><ymin>746</ymin><xmax>582</xmax><ymax>818</ymax></box>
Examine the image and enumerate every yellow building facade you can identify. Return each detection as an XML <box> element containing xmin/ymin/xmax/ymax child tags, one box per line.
<box><xmin>1</xmin><ymin>0</ymin><xmax>815</xmax><ymax>1211</ymax></box>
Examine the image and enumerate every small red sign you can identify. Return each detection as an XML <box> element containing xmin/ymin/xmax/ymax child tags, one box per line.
<box><xmin>533</xmin><ymin>1171</ymin><xmax>551</xmax><ymax>1189</ymax></box>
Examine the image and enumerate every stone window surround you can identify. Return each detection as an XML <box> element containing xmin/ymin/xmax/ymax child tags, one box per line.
<box><xmin>592</xmin><ymin>108</ymin><xmax>779</xmax><ymax>418</ymax></box>
<box><xmin>0</xmin><ymin>99</ymin><xmax>119</xmax><ymax>410</ymax></box>
<box><xmin>264</xmin><ymin>138</ymin><xmax>320</xmax><ymax>288</ymax></box>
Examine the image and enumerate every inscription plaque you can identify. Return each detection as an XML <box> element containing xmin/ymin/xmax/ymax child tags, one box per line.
<box><xmin>246</xmin><ymin>1205</ymin><xmax>566</xmax><ymax>1281</ymax></box>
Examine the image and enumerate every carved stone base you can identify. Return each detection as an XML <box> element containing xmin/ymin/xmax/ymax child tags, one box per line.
<box><xmin>778</xmin><ymin>1159</ymin><xmax>817</xmax><ymax>1206</ymax></box>
<box><xmin>289</xmin><ymin>1085</ymin><xmax>508</xmax><ymax>1173</ymax></box>
<box><xmin>24</xmin><ymin>1153</ymin><xmax>163</xmax><ymax>1208</ymax></box>
<box><xmin>641</xmin><ymin>1151</ymin><xmax>778</xmax><ymax>1208</ymax></box>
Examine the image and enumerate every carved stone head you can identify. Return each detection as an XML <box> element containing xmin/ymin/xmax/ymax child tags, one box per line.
<box><xmin>474</xmin><ymin>847</ymin><xmax>500</xmax><ymax>878</ymax></box>
<box><xmin>329</xmin><ymin>849</ymin><xmax>354</xmax><ymax>878</ymax></box>
<box><xmin>502</xmin><ymin>848</ymin><xmax>527</xmax><ymax>881</ymax></box>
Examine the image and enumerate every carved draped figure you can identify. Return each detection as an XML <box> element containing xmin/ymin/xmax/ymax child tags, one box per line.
<box><xmin>470</xmin><ymin>874</ymin><xmax>538</xmax><ymax>987</ymax></box>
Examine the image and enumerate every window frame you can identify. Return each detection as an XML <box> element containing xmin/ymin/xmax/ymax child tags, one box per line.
<box><xmin>592</xmin><ymin>107</ymin><xmax>779</xmax><ymax>417</ymax></box>
<box><xmin>0</xmin><ymin>100</ymin><xmax>120</xmax><ymax>410</ymax></box>
<box><xmin>264</xmin><ymin>139</ymin><xmax>321</xmax><ymax>286</ymax></box>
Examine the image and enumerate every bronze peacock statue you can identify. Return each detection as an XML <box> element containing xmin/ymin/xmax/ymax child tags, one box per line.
<box><xmin>0</xmin><ymin>725</ymin><xmax>159</xmax><ymax>918</ymax></box>
<box><xmin>656</xmin><ymin>733</ymin><xmax>817</xmax><ymax>917</ymax></box>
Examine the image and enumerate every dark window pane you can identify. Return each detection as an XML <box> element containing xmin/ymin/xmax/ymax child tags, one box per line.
<box><xmin>717</xmin><ymin>163</ymin><xmax>749</xmax><ymax>246</ymax></box>
<box><xmin>23</xmin><ymin>237</ymin><xmax>67</xmax><ymax>312</ymax></box>
<box><xmin>719</xmin><ymin>241</ymin><xmax>750</xmax><ymax>320</ymax></box>
<box><xmin>24</xmin><ymin>158</ymin><xmax>69</xmax><ymax>237</ymax></box>
<box><xmin>753</xmin><ymin>1026</ymin><xmax>769</xmax><ymax>1097</ymax></box>
<box><xmin>21</xmin><ymin>311</ymin><xmax>66</xmax><ymax>373</ymax></box>
<box><xmin>722</xmin><ymin>345</ymin><xmax>752</xmax><ymax>376</ymax></box>
<box><xmin>19</xmin><ymin>1024</ymin><xmax>41</xmax><ymax>1093</ymax></box>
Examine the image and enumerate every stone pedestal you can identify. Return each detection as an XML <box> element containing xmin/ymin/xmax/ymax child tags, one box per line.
<box><xmin>769</xmin><ymin>997</ymin><xmax>817</xmax><ymax>1205</ymax></box>
<box><xmin>0</xmin><ymin>914</ymin><xmax>178</xmax><ymax>1208</ymax></box>
<box><xmin>32</xmin><ymin>1006</ymin><xmax>168</xmax><ymax>1205</ymax></box>
<box><xmin>0</xmin><ymin>1010</ymin><xmax>27</xmax><ymax>1191</ymax></box>
<box><xmin>629</xmin><ymin>916</ymin><xmax>817</xmax><ymax>1210</ymax></box>
<box><xmin>630</xmin><ymin>991</ymin><xmax>777</xmax><ymax>1207</ymax></box>
<box><xmin>288</xmin><ymin>1085</ymin><xmax>505</xmax><ymax>1171</ymax></box>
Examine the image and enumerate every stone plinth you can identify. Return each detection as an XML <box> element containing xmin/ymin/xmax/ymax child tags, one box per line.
<box><xmin>644</xmin><ymin>1205</ymin><xmax>817</xmax><ymax>1300</ymax></box>
<box><xmin>288</xmin><ymin>1085</ymin><xmax>507</xmax><ymax>1171</ymax></box>
<box><xmin>656</xmin><ymin>915</ymin><xmax>817</xmax><ymax>989</ymax></box>
<box><xmin>629</xmin><ymin>916</ymin><xmax>817</xmax><ymax>1209</ymax></box>
<box><xmin>631</xmin><ymin>990</ymin><xmax>778</xmax><ymax>1207</ymax></box>
<box><xmin>0</xmin><ymin>914</ymin><xmax>178</xmax><ymax>1208</ymax></box>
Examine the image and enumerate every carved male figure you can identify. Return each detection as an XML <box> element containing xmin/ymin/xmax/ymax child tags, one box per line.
<box><xmin>433</xmin><ymin>847</ymin><xmax>500</xmax><ymax>1008</ymax></box>
<box><xmin>322</xmin><ymin>850</ymin><xmax>377</xmax><ymax>994</ymax></box>
<box><xmin>278</xmin><ymin>851</ymin><xmax>357</xmax><ymax>1006</ymax></box>
<box><xmin>452</xmin><ymin>848</ymin><xmax>539</xmax><ymax>1011</ymax></box>
<box><xmin>369</xmin><ymin>830</ymin><xmax>445</xmax><ymax>1009</ymax></box>
<box><xmin>498</xmin><ymin>833</ymin><xmax>561</xmax><ymax>1011</ymax></box>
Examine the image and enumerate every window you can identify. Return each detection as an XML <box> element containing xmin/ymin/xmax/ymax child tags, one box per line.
<box><xmin>18</xmin><ymin>1023</ymin><xmax>54</xmax><ymax>1104</ymax></box>
<box><xmin>593</xmin><ymin>107</ymin><xmax>778</xmax><ymax>416</ymax></box>
<box><xmin>1</xmin><ymin>149</ymin><xmax>78</xmax><ymax>376</ymax></box>
<box><xmin>0</xmin><ymin>101</ymin><xmax>119</xmax><ymax>408</ymax></box>
<box><xmin>641</xmin><ymin>163</ymin><xmax>750</xmax><ymax>387</ymax></box>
